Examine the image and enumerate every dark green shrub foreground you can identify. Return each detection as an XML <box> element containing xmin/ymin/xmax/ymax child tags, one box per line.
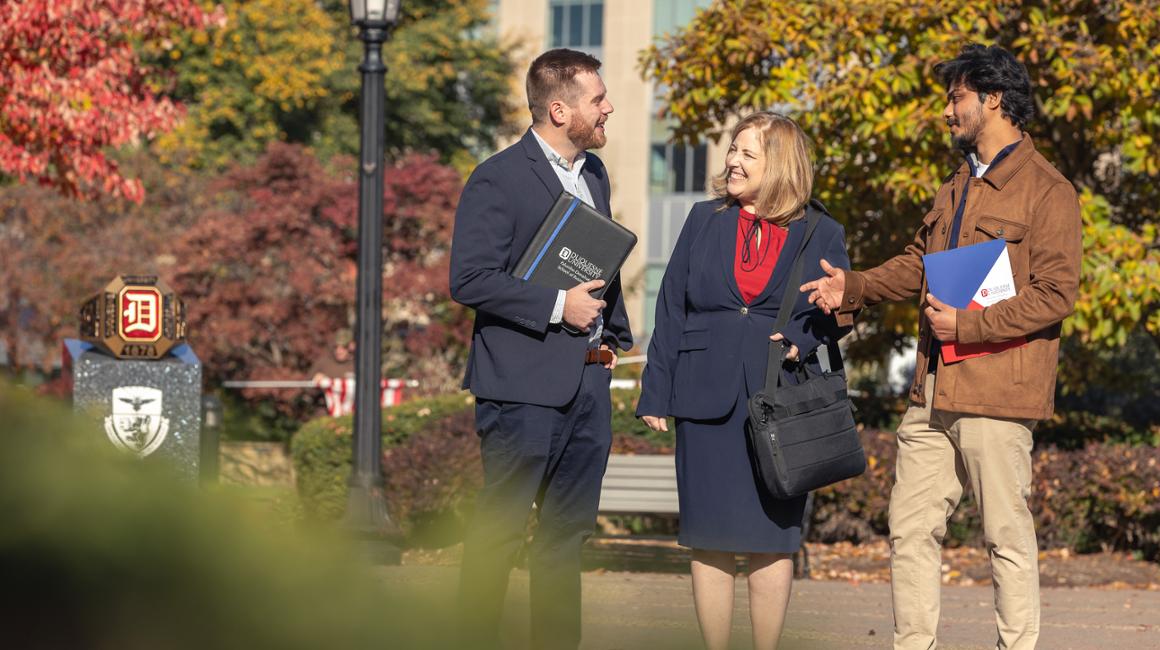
<box><xmin>0</xmin><ymin>383</ymin><xmax>456</xmax><ymax>649</ymax></box>
<box><xmin>292</xmin><ymin>391</ymin><xmax>1160</xmax><ymax>560</ymax></box>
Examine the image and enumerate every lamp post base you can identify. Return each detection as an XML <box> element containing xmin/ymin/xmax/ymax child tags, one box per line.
<box><xmin>343</xmin><ymin>483</ymin><xmax>403</xmax><ymax>565</ymax></box>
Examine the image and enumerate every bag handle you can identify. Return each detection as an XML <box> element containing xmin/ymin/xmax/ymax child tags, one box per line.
<box><xmin>763</xmin><ymin>202</ymin><xmax>824</xmax><ymax>392</ymax></box>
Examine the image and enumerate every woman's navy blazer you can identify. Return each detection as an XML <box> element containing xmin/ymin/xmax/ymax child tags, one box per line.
<box><xmin>637</xmin><ymin>199</ymin><xmax>851</xmax><ymax>421</ymax></box>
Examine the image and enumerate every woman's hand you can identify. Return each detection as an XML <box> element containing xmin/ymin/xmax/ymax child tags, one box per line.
<box><xmin>641</xmin><ymin>415</ymin><xmax>668</xmax><ymax>432</ymax></box>
<box><xmin>769</xmin><ymin>332</ymin><xmax>799</xmax><ymax>361</ymax></box>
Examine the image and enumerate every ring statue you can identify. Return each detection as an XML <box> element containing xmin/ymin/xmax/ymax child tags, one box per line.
<box><xmin>79</xmin><ymin>275</ymin><xmax>186</xmax><ymax>360</ymax></box>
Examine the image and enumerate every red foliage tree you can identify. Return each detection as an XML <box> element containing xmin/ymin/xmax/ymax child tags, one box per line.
<box><xmin>170</xmin><ymin>142</ymin><xmax>470</xmax><ymax>411</ymax></box>
<box><xmin>0</xmin><ymin>0</ymin><xmax>219</xmax><ymax>202</ymax></box>
<box><xmin>1</xmin><ymin>144</ymin><xmax>470</xmax><ymax>416</ymax></box>
<box><xmin>0</xmin><ymin>151</ymin><xmax>208</xmax><ymax>373</ymax></box>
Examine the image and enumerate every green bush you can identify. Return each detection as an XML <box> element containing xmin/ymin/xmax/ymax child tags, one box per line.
<box><xmin>290</xmin><ymin>392</ymin><xmax>477</xmax><ymax>529</ymax></box>
<box><xmin>292</xmin><ymin>389</ymin><xmax>1160</xmax><ymax>560</ymax></box>
<box><xmin>292</xmin><ymin>389</ymin><xmax>668</xmax><ymax>541</ymax></box>
<box><xmin>289</xmin><ymin>415</ymin><xmax>354</xmax><ymax>522</ymax></box>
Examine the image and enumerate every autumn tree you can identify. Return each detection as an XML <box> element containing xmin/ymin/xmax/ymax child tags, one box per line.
<box><xmin>0</xmin><ymin>0</ymin><xmax>220</xmax><ymax>202</ymax></box>
<box><xmin>641</xmin><ymin>0</ymin><xmax>1160</xmax><ymax>364</ymax></box>
<box><xmin>1</xmin><ymin>143</ymin><xmax>470</xmax><ymax>418</ymax></box>
<box><xmin>152</xmin><ymin>0</ymin><xmax>345</xmax><ymax>170</ymax></box>
<box><xmin>158</xmin><ymin>0</ymin><xmax>520</xmax><ymax>171</ymax></box>
<box><xmin>0</xmin><ymin>152</ymin><xmax>211</xmax><ymax>375</ymax></box>
<box><xmin>169</xmin><ymin>143</ymin><xmax>470</xmax><ymax>412</ymax></box>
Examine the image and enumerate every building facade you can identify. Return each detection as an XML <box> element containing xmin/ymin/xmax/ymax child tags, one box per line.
<box><xmin>491</xmin><ymin>0</ymin><xmax>722</xmax><ymax>346</ymax></box>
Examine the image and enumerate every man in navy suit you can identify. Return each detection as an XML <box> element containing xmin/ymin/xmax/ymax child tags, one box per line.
<box><xmin>450</xmin><ymin>48</ymin><xmax>633</xmax><ymax>650</ymax></box>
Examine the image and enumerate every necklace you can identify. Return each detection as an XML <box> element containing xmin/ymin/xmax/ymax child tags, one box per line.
<box><xmin>740</xmin><ymin>213</ymin><xmax>770</xmax><ymax>271</ymax></box>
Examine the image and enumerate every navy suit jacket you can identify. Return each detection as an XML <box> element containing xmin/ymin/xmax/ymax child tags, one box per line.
<box><xmin>450</xmin><ymin>129</ymin><xmax>633</xmax><ymax>407</ymax></box>
<box><xmin>637</xmin><ymin>199</ymin><xmax>850</xmax><ymax>420</ymax></box>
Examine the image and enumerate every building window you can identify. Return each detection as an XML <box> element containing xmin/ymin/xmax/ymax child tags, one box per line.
<box><xmin>645</xmin><ymin>0</ymin><xmax>715</xmax><ymax>343</ymax></box>
<box><xmin>653</xmin><ymin>0</ymin><xmax>711</xmax><ymax>38</ymax></box>
<box><xmin>471</xmin><ymin>0</ymin><xmax>501</xmax><ymax>37</ymax></box>
<box><xmin>643</xmin><ymin>112</ymin><xmax>711</xmax><ymax>342</ymax></box>
<box><xmin>549</xmin><ymin>0</ymin><xmax>603</xmax><ymax>51</ymax></box>
<box><xmin>649</xmin><ymin>142</ymin><xmax>707</xmax><ymax>195</ymax></box>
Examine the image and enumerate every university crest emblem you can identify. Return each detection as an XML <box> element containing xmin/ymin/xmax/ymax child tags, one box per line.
<box><xmin>104</xmin><ymin>386</ymin><xmax>170</xmax><ymax>457</ymax></box>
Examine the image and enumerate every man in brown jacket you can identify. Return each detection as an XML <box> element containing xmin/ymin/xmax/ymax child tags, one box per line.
<box><xmin>802</xmin><ymin>44</ymin><xmax>1082</xmax><ymax>649</ymax></box>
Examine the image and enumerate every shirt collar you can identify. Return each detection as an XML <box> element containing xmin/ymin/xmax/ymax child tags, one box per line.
<box><xmin>966</xmin><ymin>138</ymin><xmax>1022</xmax><ymax>178</ymax></box>
<box><xmin>531</xmin><ymin>126</ymin><xmax>585</xmax><ymax>173</ymax></box>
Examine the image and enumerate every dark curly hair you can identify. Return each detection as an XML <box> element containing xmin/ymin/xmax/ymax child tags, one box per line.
<box><xmin>935</xmin><ymin>44</ymin><xmax>1035</xmax><ymax>130</ymax></box>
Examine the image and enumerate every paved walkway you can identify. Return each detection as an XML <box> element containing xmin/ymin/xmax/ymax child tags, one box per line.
<box><xmin>381</xmin><ymin>566</ymin><xmax>1160</xmax><ymax>649</ymax></box>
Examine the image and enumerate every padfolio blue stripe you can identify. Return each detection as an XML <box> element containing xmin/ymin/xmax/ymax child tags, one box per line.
<box><xmin>521</xmin><ymin>197</ymin><xmax>580</xmax><ymax>280</ymax></box>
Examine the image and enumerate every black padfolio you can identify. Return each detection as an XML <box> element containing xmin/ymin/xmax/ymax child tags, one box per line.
<box><xmin>745</xmin><ymin>203</ymin><xmax>866</xmax><ymax>500</ymax></box>
<box><xmin>512</xmin><ymin>191</ymin><xmax>637</xmax><ymax>298</ymax></box>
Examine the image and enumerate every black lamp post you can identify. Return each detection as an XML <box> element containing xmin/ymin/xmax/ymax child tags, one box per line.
<box><xmin>346</xmin><ymin>0</ymin><xmax>402</xmax><ymax>562</ymax></box>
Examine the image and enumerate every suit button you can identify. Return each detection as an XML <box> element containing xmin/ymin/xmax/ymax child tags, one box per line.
<box><xmin>848</xmin><ymin>297</ymin><xmax>855</xmax><ymax>304</ymax></box>
<box><xmin>997</xmin><ymin>227</ymin><xmax>1005</xmax><ymax>236</ymax></box>
<box><xmin>740</xmin><ymin>307</ymin><xmax>749</xmax><ymax>315</ymax></box>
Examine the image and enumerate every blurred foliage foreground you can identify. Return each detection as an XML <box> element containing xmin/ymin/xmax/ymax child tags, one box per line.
<box><xmin>293</xmin><ymin>391</ymin><xmax>1160</xmax><ymax>562</ymax></box>
<box><xmin>0</xmin><ymin>382</ymin><xmax>460</xmax><ymax>649</ymax></box>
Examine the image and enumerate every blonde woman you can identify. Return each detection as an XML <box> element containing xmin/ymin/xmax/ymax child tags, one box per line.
<box><xmin>637</xmin><ymin>112</ymin><xmax>851</xmax><ymax>649</ymax></box>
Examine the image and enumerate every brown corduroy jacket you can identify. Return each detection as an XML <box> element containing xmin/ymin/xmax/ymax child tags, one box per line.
<box><xmin>837</xmin><ymin>136</ymin><xmax>1082</xmax><ymax>420</ymax></box>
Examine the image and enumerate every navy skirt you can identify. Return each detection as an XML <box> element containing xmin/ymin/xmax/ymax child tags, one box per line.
<box><xmin>675</xmin><ymin>392</ymin><xmax>807</xmax><ymax>554</ymax></box>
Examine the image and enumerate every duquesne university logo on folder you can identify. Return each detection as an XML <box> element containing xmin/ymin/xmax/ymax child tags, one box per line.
<box><xmin>513</xmin><ymin>191</ymin><xmax>637</xmax><ymax>299</ymax></box>
<box><xmin>923</xmin><ymin>238</ymin><xmax>1026</xmax><ymax>363</ymax></box>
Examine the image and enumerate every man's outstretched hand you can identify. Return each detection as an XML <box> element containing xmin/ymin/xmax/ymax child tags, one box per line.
<box><xmin>563</xmin><ymin>279</ymin><xmax>606</xmax><ymax>332</ymax></box>
<box><xmin>800</xmin><ymin>259</ymin><xmax>847</xmax><ymax>315</ymax></box>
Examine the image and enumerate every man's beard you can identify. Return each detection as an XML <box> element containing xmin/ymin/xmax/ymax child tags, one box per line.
<box><xmin>568</xmin><ymin>118</ymin><xmax>605</xmax><ymax>151</ymax></box>
<box><xmin>949</xmin><ymin>107</ymin><xmax>984</xmax><ymax>152</ymax></box>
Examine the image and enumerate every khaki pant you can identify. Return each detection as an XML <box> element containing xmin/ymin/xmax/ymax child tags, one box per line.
<box><xmin>890</xmin><ymin>374</ymin><xmax>1039</xmax><ymax>650</ymax></box>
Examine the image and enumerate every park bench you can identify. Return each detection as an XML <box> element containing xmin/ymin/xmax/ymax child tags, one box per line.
<box><xmin>598</xmin><ymin>453</ymin><xmax>679</xmax><ymax>514</ymax></box>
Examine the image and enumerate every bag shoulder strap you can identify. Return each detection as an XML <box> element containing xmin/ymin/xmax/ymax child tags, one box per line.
<box><xmin>763</xmin><ymin>201</ymin><xmax>825</xmax><ymax>391</ymax></box>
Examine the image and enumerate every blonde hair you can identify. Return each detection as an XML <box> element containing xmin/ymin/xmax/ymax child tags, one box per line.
<box><xmin>710</xmin><ymin>112</ymin><xmax>814</xmax><ymax>226</ymax></box>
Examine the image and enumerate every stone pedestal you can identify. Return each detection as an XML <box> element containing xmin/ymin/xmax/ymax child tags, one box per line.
<box><xmin>65</xmin><ymin>339</ymin><xmax>203</xmax><ymax>482</ymax></box>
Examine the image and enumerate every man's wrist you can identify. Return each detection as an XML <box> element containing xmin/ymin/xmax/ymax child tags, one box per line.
<box><xmin>838</xmin><ymin>271</ymin><xmax>864</xmax><ymax>314</ymax></box>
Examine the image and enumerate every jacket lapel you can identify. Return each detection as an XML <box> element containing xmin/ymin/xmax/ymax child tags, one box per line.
<box><xmin>520</xmin><ymin>129</ymin><xmax>565</xmax><ymax>202</ymax></box>
<box><xmin>717</xmin><ymin>203</ymin><xmax>744</xmax><ymax>303</ymax></box>
<box><xmin>752</xmin><ymin>216</ymin><xmax>806</xmax><ymax>305</ymax></box>
<box><xmin>580</xmin><ymin>161</ymin><xmax>608</xmax><ymax>216</ymax></box>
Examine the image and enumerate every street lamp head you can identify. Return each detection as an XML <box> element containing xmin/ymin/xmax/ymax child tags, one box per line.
<box><xmin>349</xmin><ymin>0</ymin><xmax>401</xmax><ymax>25</ymax></box>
